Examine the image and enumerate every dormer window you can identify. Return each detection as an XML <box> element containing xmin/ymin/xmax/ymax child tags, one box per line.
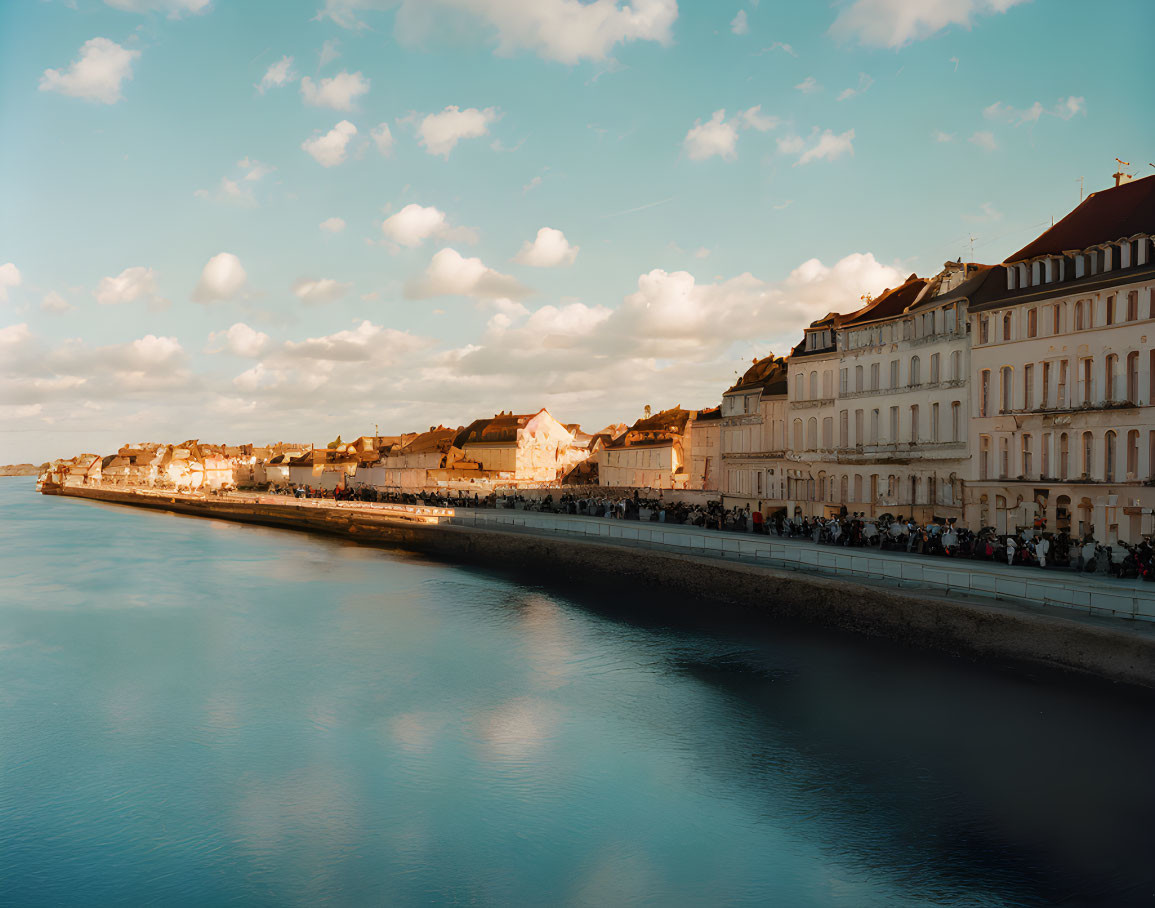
<box><xmin>1007</xmin><ymin>266</ymin><xmax>1017</xmax><ymax>290</ymax></box>
<box><xmin>1075</xmin><ymin>254</ymin><xmax>1085</xmax><ymax>278</ymax></box>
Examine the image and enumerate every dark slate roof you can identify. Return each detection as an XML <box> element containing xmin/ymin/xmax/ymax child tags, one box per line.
<box><xmin>908</xmin><ymin>263</ymin><xmax>993</xmax><ymax>310</ymax></box>
<box><xmin>691</xmin><ymin>405</ymin><xmax>722</xmax><ymax>422</ymax></box>
<box><xmin>839</xmin><ymin>275</ymin><xmax>927</xmax><ymax>326</ymax></box>
<box><xmin>970</xmin><ymin>259</ymin><xmax>1155</xmax><ymax>312</ymax></box>
<box><xmin>726</xmin><ymin>355</ymin><xmax>788</xmax><ymax>395</ymax></box>
<box><xmin>1005</xmin><ymin>175</ymin><xmax>1155</xmax><ymax>262</ymax></box>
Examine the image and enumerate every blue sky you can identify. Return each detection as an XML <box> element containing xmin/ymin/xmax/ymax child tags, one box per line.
<box><xmin>1</xmin><ymin>0</ymin><xmax>1151</xmax><ymax>462</ymax></box>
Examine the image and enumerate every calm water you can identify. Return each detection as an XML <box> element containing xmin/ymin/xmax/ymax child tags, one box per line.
<box><xmin>1</xmin><ymin>480</ymin><xmax>1153</xmax><ymax>907</ymax></box>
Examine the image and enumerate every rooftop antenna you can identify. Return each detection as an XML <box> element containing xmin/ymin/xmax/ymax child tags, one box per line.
<box><xmin>1113</xmin><ymin>157</ymin><xmax>1132</xmax><ymax>187</ymax></box>
<box><xmin>968</xmin><ymin>233</ymin><xmax>976</xmax><ymax>265</ymax></box>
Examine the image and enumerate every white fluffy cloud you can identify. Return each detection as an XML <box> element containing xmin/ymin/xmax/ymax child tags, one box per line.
<box><xmin>257</xmin><ymin>55</ymin><xmax>295</xmax><ymax>92</ymax></box>
<box><xmin>683</xmin><ymin>106</ymin><xmax>779</xmax><ymax>161</ymax></box>
<box><xmin>777</xmin><ymin>129</ymin><xmax>856</xmax><ymax>165</ymax></box>
<box><xmin>0</xmin><ymin>263</ymin><xmax>22</xmax><ymax>302</ymax></box>
<box><xmin>300</xmin><ymin>71</ymin><xmax>370</xmax><ymax>111</ymax></box>
<box><xmin>292</xmin><ymin>277</ymin><xmax>353</xmax><ymax>305</ymax></box>
<box><xmin>193</xmin><ymin>253</ymin><xmax>247</xmax><ymax>303</ymax></box>
<box><xmin>830</xmin><ymin>0</ymin><xmax>1029</xmax><ymax>48</ymax></box>
<box><xmin>416</xmin><ymin>106</ymin><xmax>498</xmax><ymax>157</ymax></box>
<box><xmin>319</xmin><ymin>217</ymin><xmax>346</xmax><ymax>233</ymax></box>
<box><xmin>795</xmin><ymin>76</ymin><xmax>821</xmax><ymax>94</ymax></box>
<box><xmin>41</xmin><ymin>292</ymin><xmax>75</xmax><ymax>314</ymax></box>
<box><xmin>405</xmin><ymin>248</ymin><xmax>531</xmax><ymax>301</ymax></box>
<box><xmin>371</xmin><ymin>122</ymin><xmax>394</xmax><ymax>155</ymax></box>
<box><xmin>514</xmin><ymin>228</ymin><xmax>579</xmax><ymax>268</ymax></box>
<box><xmin>320</xmin><ymin>0</ymin><xmax>677</xmax><ymax>64</ymax></box>
<box><xmin>207</xmin><ymin>322</ymin><xmax>270</xmax><ymax>358</ymax></box>
<box><xmin>39</xmin><ymin>37</ymin><xmax>140</xmax><ymax>104</ymax></box>
<box><xmin>380</xmin><ymin>204</ymin><xmax>475</xmax><ymax>249</ymax></box>
<box><xmin>103</xmin><ymin>0</ymin><xmax>210</xmax><ymax>14</ymax></box>
<box><xmin>95</xmin><ymin>266</ymin><xmax>168</xmax><ymax>309</ymax></box>
<box><xmin>730</xmin><ymin>10</ymin><xmax>748</xmax><ymax>34</ymax></box>
<box><xmin>301</xmin><ymin>120</ymin><xmax>358</xmax><ymax>166</ymax></box>
<box><xmin>194</xmin><ymin>157</ymin><xmax>274</xmax><ymax>206</ymax></box>
<box><xmin>969</xmin><ymin>130</ymin><xmax>997</xmax><ymax>150</ymax></box>
<box><xmin>983</xmin><ymin>95</ymin><xmax>1086</xmax><ymax>125</ymax></box>
<box><xmin>684</xmin><ymin>110</ymin><xmax>739</xmax><ymax>161</ymax></box>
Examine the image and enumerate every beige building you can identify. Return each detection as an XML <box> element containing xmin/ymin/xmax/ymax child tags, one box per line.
<box><xmin>967</xmin><ymin>175</ymin><xmax>1155</xmax><ymax>540</ymax></box>
<box><xmin>687</xmin><ymin>406</ymin><xmax>721</xmax><ymax>491</ymax></box>
<box><xmin>455</xmin><ymin>409</ymin><xmax>586</xmax><ymax>484</ymax></box>
<box><xmin>719</xmin><ymin>356</ymin><xmax>789</xmax><ymax>510</ymax></box>
<box><xmin>598</xmin><ymin>406</ymin><xmax>695</xmax><ymax>489</ymax></box>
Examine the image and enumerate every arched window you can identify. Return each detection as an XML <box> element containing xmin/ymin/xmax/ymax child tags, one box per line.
<box><xmin>1105</xmin><ymin>353</ymin><xmax>1118</xmax><ymax>401</ymax></box>
<box><xmin>1082</xmin><ymin>431</ymin><xmax>1094</xmax><ymax>477</ymax></box>
<box><xmin>806</xmin><ymin>417</ymin><xmax>817</xmax><ymax>450</ymax></box>
<box><xmin>853</xmin><ymin>474</ymin><xmax>863</xmax><ymax>502</ymax></box>
<box><xmin>1075</xmin><ymin>300</ymin><xmax>1086</xmax><ymax>330</ymax></box>
<box><xmin>930</xmin><ymin>353</ymin><xmax>940</xmax><ymax>383</ymax></box>
<box><xmin>1105</xmin><ymin>431</ymin><xmax>1117</xmax><ymax>482</ymax></box>
<box><xmin>855</xmin><ymin>364</ymin><xmax>863</xmax><ymax>391</ymax></box>
<box><xmin>1059</xmin><ymin>432</ymin><xmax>1069</xmax><ymax>480</ymax></box>
<box><xmin>979</xmin><ymin>435</ymin><xmax>991</xmax><ymax>479</ymax></box>
<box><xmin>1003</xmin><ymin>311</ymin><xmax>1013</xmax><ymax>340</ymax></box>
<box><xmin>1127</xmin><ymin>430</ymin><xmax>1140</xmax><ymax>477</ymax></box>
<box><xmin>795</xmin><ymin>373</ymin><xmax>804</xmax><ymax>400</ymax></box>
<box><xmin>809</xmin><ymin>371</ymin><xmax>818</xmax><ymax>399</ymax></box>
<box><xmin>1027</xmin><ymin>308</ymin><xmax>1038</xmax><ymax>337</ymax></box>
<box><xmin>950</xmin><ymin>350</ymin><xmax>961</xmax><ymax>381</ymax></box>
<box><xmin>1001</xmin><ymin>366</ymin><xmax>1013</xmax><ymax>411</ymax></box>
<box><xmin>1127</xmin><ymin>291</ymin><xmax>1139</xmax><ymax>321</ymax></box>
<box><xmin>1105</xmin><ymin>294</ymin><xmax>1116</xmax><ymax>325</ymax></box>
<box><xmin>910</xmin><ymin>356</ymin><xmax>921</xmax><ymax>386</ymax></box>
<box><xmin>840</xmin><ymin>475</ymin><xmax>848</xmax><ymax>503</ymax></box>
<box><xmin>793</xmin><ymin>419</ymin><xmax>803</xmax><ymax>451</ymax></box>
<box><xmin>1052</xmin><ymin>304</ymin><xmax>1061</xmax><ymax>334</ymax></box>
<box><xmin>1126</xmin><ymin>351</ymin><xmax>1139</xmax><ymax>402</ymax></box>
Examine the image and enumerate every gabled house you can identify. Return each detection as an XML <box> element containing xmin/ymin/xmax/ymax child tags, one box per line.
<box><xmin>597</xmin><ymin>406</ymin><xmax>695</xmax><ymax>489</ymax></box>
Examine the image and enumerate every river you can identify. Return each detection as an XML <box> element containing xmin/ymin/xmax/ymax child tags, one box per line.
<box><xmin>1</xmin><ymin>478</ymin><xmax>1152</xmax><ymax>906</ymax></box>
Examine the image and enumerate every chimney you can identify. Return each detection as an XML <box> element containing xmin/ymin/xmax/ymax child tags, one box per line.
<box><xmin>1113</xmin><ymin>158</ymin><xmax>1133</xmax><ymax>187</ymax></box>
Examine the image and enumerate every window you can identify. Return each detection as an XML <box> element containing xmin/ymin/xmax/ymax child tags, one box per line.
<box><xmin>910</xmin><ymin>356</ymin><xmax>921</xmax><ymax>386</ymax></box>
<box><xmin>870</xmin><ymin>363</ymin><xmax>880</xmax><ymax>391</ymax></box>
<box><xmin>1127</xmin><ymin>291</ymin><xmax>1139</xmax><ymax>321</ymax></box>
<box><xmin>980</xmin><ymin>436</ymin><xmax>991</xmax><ymax>479</ymax></box>
<box><xmin>854</xmin><ymin>474</ymin><xmax>863</xmax><ymax>502</ymax></box>
<box><xmin>807</xmin><ymin>417</ymin><xmax>817</xmax><ymax>450</ymax></box>
<box><xmin>822</xmin><ymin>417</ymin><xmax>833</xmax><ymax>449</ymax></box>
<box><xmin>1042</xmin><ymin>361</ymin><xmax>1051</xmax><ymax>408</ymax></box>
<box><xmin>980</xmin><ymin>370</ymin><xmax>991</xmax><ymax>416</ymax></box>
<box><xmin>1027</xmin><ymin>308</ymin><xmax>1038</xmax><ymax>337</ymax></box>
<box><xmin>1106</xmin><ymin>294</ymin><xmax>1116</xmax><ymax>326</ymax></box>
<box><xmin>1058</xmin><ymin>360</ymin><xmax>1068</xmax><ymax>407</ymax></box>
<box><xmin>1042</xmin><ymin>432</ymin><xmax>1051</xmax><ymax>477</ymax></box>
<box><xmin>951</xmin><ymin>401</ymin><xmax>961</xmax><ymax>442</ymax></box>
<box><xmin>999</xmin><ymin>436</ymin><xmax>1009</xmax><ymax>478</ymax></box>
<box><xmin>1052</xmin><ymin>304</ymin><xmax>1061</xmax><ymax>334</ymax></box>
<box><xmin>931</xmin><ymin>402</ymin><xmax>940</xmax><ymax>442</ymax></box>
<box><xmin>950</xmin><ymin>350</ymin><xmax>961</xmax><ymax>381</ymax></box>
<box><xmin>1081</xmin><ymin>358</ymin><xmax>1093</xmax><ymax>405</ymax></box>
<box><xmin>809</xmin><ymin>371</ymin><xmax>818</xmax><ymax>399</ymax></box>
<box><xmin>1024</xmin><ymin>363</ymin><xmax>1034</xmax><ymax>409</ymax></box>
<box><xmin>1022</xmin><ymin>434</ymin><xmax>1032</xmax><ymax>477</ymax></box>
<box><xmin>889</xmin><ymin>360</ymin><xmax>899</xmax><ymax>389</ymax></box>
<box><xmin>1059</xmin><ymin>433</ymin><xmax>1069</xmax><ymax>480</ymax></box>
<box><xmin>854</xmin><ymin>409</ymin><xmax>863</xmax><ymax>446</ymax></box>
<box><xmin>855</xmin><ymin>365</ymin><xmax>863</xmax><ymax>392</ymax></box>
<box><xmin>839</xmin><ymin>368</ymin><xmax>848</xmax><ymax>395</ymax></box>
<box><xmin>870</xmin><ymin>409</ymin><xmax>880</xmax><ymax>444</ymax></box>
<box><xmin>795</xmin><ymin>374</ymin><xmax>804</xmax><ymax>400</ymax></box>
<box><xmin>1127</xmin><ymin>430</ymin><xmax>1139</xmax><ymax>478</ymax></box>
<box><xmin>979</xmin><ymin>317</ymin><xmax>989</xmax><ymax>344</ymax></box>
<box><xmin>1002</xmin><ymin>312</ymin><xmax>1013</xmax><ymax>341</ymax></box>
<box><xmin>1105</xmin><ymin>431</ymin><xmax>1117</xmax><ymax>482</ymax></box>
<box><xmin>1105</xmin><ymin>354</ymin><xmax>1118</xmax><ymax>401</ymax></box>
<box><xmin>930</xmin><ymin>353</ymin><xmax>940</xmax><ymax>384</ymax></box>
<box><xmin>793</xmin><ymin>419</ymin><xmax>803</xmax><ymax>451</ymax></box>
<box><xmin>910</xmin><ymin>405</ymin><xmax>919</xmax><ymax>443</ymax></box>
<box><xmin>822</xmin><ymin>370</ymin><xmax>833</xmax><ymax>399</ymax></box>
<box><xmin>1082</xmin><ymin>431</ymin><xmax>1094</xmax><ymax>477</ymax></box>
<box><xmin>839</xmin><ymin>410</ymin><xmax>848</xmax><ymax>447</ymax></box>
<box><xmin>1075</xmin><ymin>300</ymin><xmax>1086</xmax><ymax>330</ymax></box>
<box><xmin>889</xmin><ymin>406</ymin><xmax>899</xmax><ymax>442</ymax></box>
<box><xmin>1126</xmin><ymin>351</ymin><xmax>1139</xmax><ymax>402</ymax></box>
<box><xmin>1001</xmin><ymin>366</ymin><xmax>1013</xmax><ymax>412</ymax></box>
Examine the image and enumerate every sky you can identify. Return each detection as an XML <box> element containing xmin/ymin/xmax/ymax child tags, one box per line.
<box><xmin>1</xmin><ymin>0</ymin><xmax>1152</xmax><ymax>463</ymax></box>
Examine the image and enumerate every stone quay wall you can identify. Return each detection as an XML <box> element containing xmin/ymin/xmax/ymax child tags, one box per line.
<box><xmin>41</xmin><ymin>484</ymin><xmax>1155</xmax><ymax>690</ymax></box>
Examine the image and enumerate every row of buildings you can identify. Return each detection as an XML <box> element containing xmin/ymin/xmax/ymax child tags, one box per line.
<box><xmin>41</xmin><ymin>175</ymin><xmax>1155</xmax><ymax>541</ymax></box>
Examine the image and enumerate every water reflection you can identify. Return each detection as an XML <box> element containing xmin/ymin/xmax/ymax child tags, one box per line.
<box><xmin>1</xmin><ymin>479</ymin><xmax>1152</xmax><ymax>907</ymax></box>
